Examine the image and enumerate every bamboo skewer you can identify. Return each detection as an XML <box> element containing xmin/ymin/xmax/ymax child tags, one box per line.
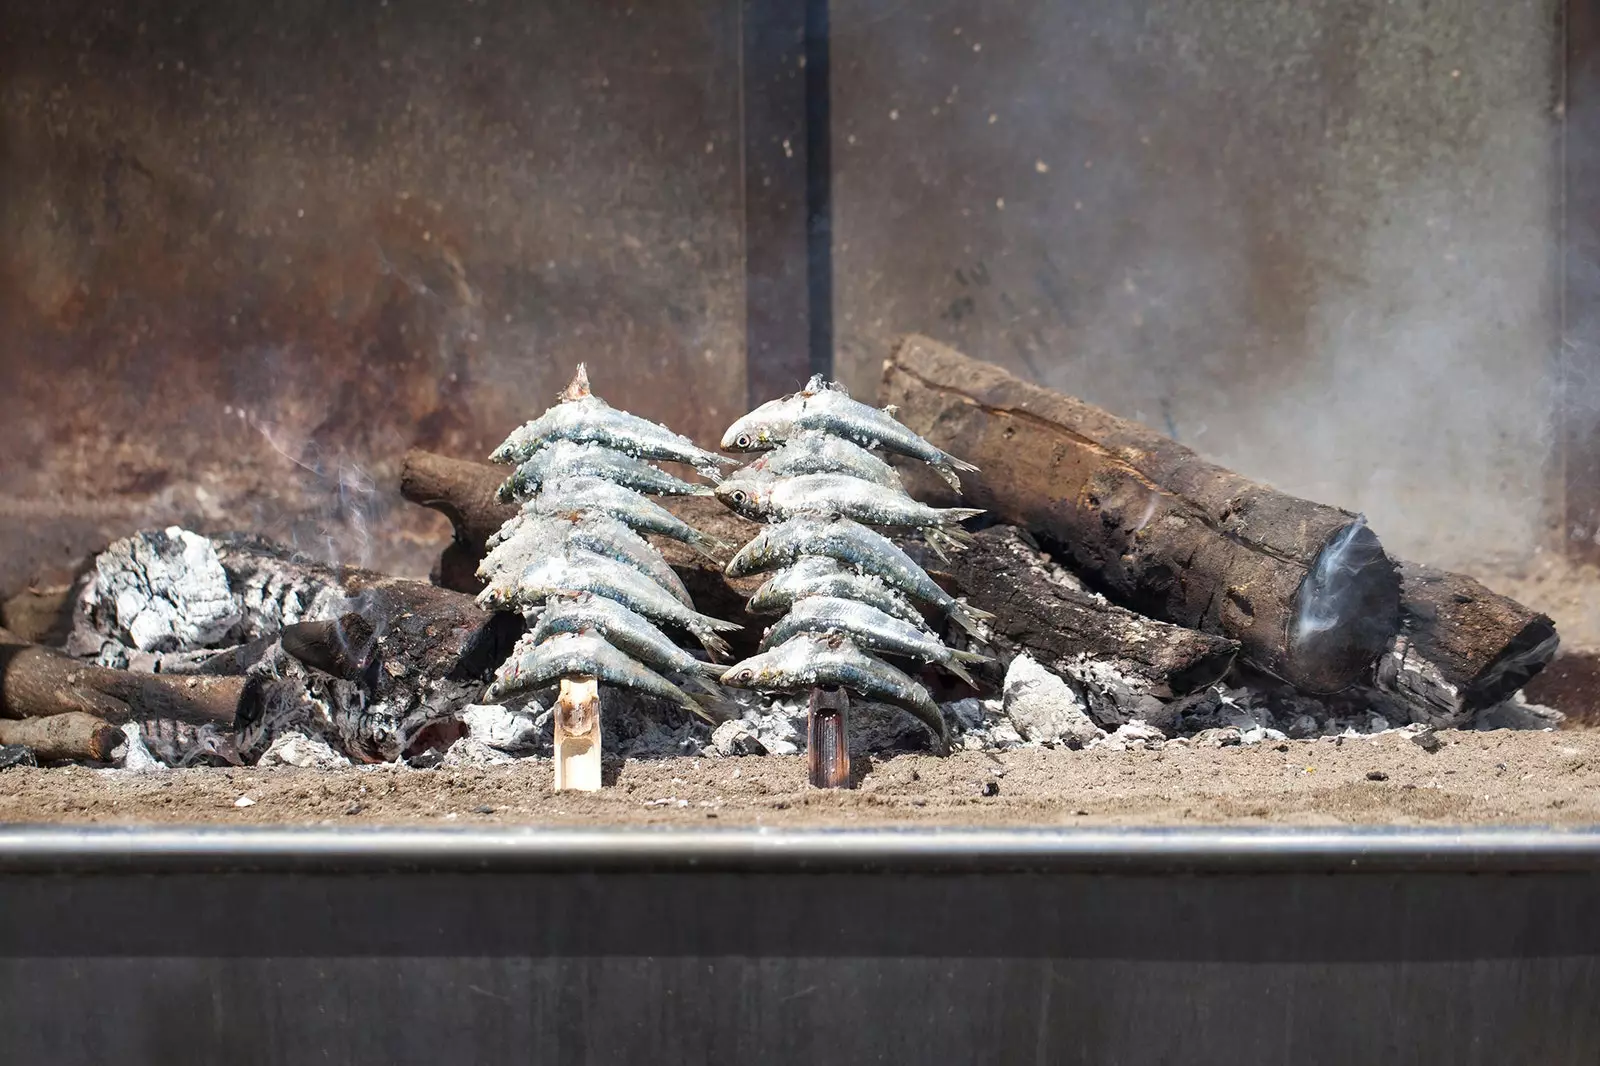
<box><xmin>553</xmin><ymin>677</ymin><xmax>602</xmax><ymax>791</ymax></box>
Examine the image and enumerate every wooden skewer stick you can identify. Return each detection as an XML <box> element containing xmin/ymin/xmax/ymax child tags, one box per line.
<box><xmin>553</xmin><ymin>677</ymin><xmax>602</xmax><ymax>792</ymax></box>
<box><xmin>807</xmin><ymin>685</ymin><xmax>852</xmax><ymax>789</ymax></box>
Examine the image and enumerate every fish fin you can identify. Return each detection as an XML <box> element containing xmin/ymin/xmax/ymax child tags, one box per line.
<box><xmin>700</xmin><ymin>614</ymin><xmax>744</xmax><ymax>634</ymax></box>
<box><xmin>942</xmin><ymin>507</ymin><xmax>986</xmax><ymax>525</ymax></box>
<box><xmin>559</xmin><ymin>363</ymin><xmax>592</xmax><ymax>402</ymax></box>
<box><xmin>940</xmin><ymin>453</ymin><xmax>981</xmax><ymax>474</ymax></box>
<box><xmin>946</xmin><ymin>600</ymin><xmax>994</xmax><ymax>638</ymax></box>
<box><xmin>685</xmin><ymin>485</ymin><xmax>716</xmax><ymax>496</ymax></box>
<box><xmin>951</xmin><ymin>647</ymin><xmax>995</xmax><ymax>667</ymax></box>
<box><xmin>696</xmin><ymin>630</ymin><xmax>733</xmax><ymax>661</ymax></box>
<box><xmin>923</xmin><ymin>532</ymin><xmax>952</xmax><ymax>563</ymax></box>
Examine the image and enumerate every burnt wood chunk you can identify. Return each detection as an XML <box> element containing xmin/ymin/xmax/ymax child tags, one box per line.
<box><xmin>0</xmin><ymin>711</ymin><xmax>121</xmax><ymax>762</ymax></box>
<box><xmin>881</xmin><ymin>334</ymin><xmax>1401</xmax><ymax>693</ymax></box>
<box><xmin>0</xmin><ymin>627</ymin><xmax>249</xmax><ymax>725</ymax></box>
<box><xmin>1374</xmin><ymin>562</ymin><xmax>1559</xmax><ymax>725</ymax></box>
<box><xmin>937</xmin><ymin>526</ymin><xmax>1239</xmax><ymax>697</ymax></box>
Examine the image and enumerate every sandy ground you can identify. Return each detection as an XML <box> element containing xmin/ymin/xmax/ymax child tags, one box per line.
<box><xmin>4</xmin><ymin>727</ymin><xmax>1599</xmax><ymax>828</ymax></box>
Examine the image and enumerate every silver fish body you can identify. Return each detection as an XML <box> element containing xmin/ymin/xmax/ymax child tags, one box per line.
<box><xmin>717</xmin><ymin>472</ymin><xmax>983</xmax><ymax>532</ymax></box>
<box><xmin>498</xmin><ymin>441</ymin><xmax>713</xmax><ymax>503</ymax></box>
<box><xmin>757</xmin><ymin>595</ymin><xmax>989</xmax><ymax>686</ymax></box>
<box><xmin>510</xmin><ymin>476</ymin><xmax>725</xmax><ymax>557</ymax></box>
<box><xmin>479</xmin><ymin>548</ymin><xmax>739</xmax><ymax>658</ymax></box>
<box><xmin>724</xmin><ymin>515</ymin><xmax>991</xmax><ymax>634</ymax></box>
<box><xmin>490</xmin><ymin>395</ymin><xmax>730</xmax><ymax>477</ymax></box>
<box><xmin>720</xmin><ymin>376</ymin><xmax>979</xmax><ymax>490</ymax></box>
<box><xmin>532</xmin><ymin>591</ymin><xmax>722</xmax><ymax>681</ymax></box>
<box><xmin>735</xmin><ymin>430</ymin><xmax>903</xmax><ymax>491</ymax></box>
<box><xmin>480</xmin><ymin>512</ymin><xmax>691</xmax><ymax>605</ymax></box>
<box><xmin>719</xmin><ymin>632</ymin><xmax>947</xmax><ymax>747</ymax></box>
<box><xmin>485</xmin><ymin>630</ymin><xmax>712</xmax><ymax>722</ymax></box>
<box><xmin>745</xmin><ymin>556</ymin><xmax>930</xmax><ymax>630</ymax></box>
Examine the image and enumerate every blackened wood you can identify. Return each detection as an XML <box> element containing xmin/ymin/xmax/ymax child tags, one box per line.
<box><xmin>1374</xmin><ymin>562</ymin><xmax>1559</xmax><ymax>724</ymax></box>
<box><xmin>0</xmin><ymin>627</ymin><xmax>249</xmax><ymax>725</ymax></box>
<box><xmin>806</xmin><ymin>686</ymin><xmax>850</xmax><ymax>789</ymax></box>
<box><xmin>0</xmin><ymin>711</ymin><xmax>120</xmax><ymax>762</ymax></box>
<box><xmin>401</xmin><ymin>449</ymin><xmax>514</xmax><ymax>554</ymax></box>
<box><xmin>939</xmin><ymin>526</ymin><xmax>1239</xmax><ymax>697</ymax></box>
<box><xmin>882</xmin><ymin>335</ymin><xmax>1401</xmax><ymax>693</ymax></box>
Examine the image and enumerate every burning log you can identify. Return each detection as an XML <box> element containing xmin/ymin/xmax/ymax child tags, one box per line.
<box><xmin>881</xmin><ymin>335</ymin><xmax>1402</xmax><ymax>693</ymax></box>
<box><xmin>0</xmin><ymin>712</ymin><xmax>121</xmax><ymax>763</ymax></box>
<box><xmin>1373</xmin><ymin>562</ymin><xmax>1559</xmax><ymax>727</ymax></box>
<box><xmin>399</xmin><ymin>448</ymin><xmax>762</xmax><ymax>641</ymax></box>
<box><xmin>0</xmin><ymin>627</ymin><xmax>251</xmax><ymax>725</ymax></box>
<box><xmin>930</xmin><ymin>526</ymin><xmax>1240</xmax><ymax>727</ymax></box>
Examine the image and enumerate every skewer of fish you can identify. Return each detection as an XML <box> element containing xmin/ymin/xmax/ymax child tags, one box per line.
<box><xmin>473</xmin><ymin>365</ymin><xmax>740</xmax><ymax>778</ymax></box>
<box><xmin>712</xmin><ymin>377</ymin><xmax>991</xmax><ymax>780</ymax></box>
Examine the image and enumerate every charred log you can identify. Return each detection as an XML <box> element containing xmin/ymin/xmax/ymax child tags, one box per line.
<box><xmin>1373</xmin><ymin>562</ymin><xmax>1559</xmax><ymax>726</ymax></box>
<box><xmin>0</xmin><ymin>627</ymin><xmax>250</xmax><ymax>725</ymax></box>
<box><xmin>881</xmin><ymin>335</ymin><xmax>1401</xmax><ymax>693</ymax></box>
<box><xmin>0</xmin><ymin>712</ymin><xmax>121</xmax><ymax>762</ymax></box>
<box><xmin>928</xmin><ymin>526</ymin><xmax>1239</xmax><ymax>727</ymax></box>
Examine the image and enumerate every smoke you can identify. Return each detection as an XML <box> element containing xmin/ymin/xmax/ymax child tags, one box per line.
<box><xmin>249</xmin><ymin>413</ymin><xmax>381</xmax><ymax>572</ymax></box>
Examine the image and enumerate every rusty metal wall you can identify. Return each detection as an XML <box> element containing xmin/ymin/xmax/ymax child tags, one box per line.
<box><xmin>0</xmin><ymin>0</ymin><xmax>745</xmax><ymax>590</ymax></box>
<box><xmin>831</xmin><ymin>0</ymin><xmax>1562</xmax><ymax>568</ymax></box>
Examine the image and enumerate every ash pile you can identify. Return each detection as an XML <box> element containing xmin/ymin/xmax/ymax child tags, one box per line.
<box><xmin>0</xmin><ymin>337</ymin><xmax>1566</xmax><ymax>773</ymax></box>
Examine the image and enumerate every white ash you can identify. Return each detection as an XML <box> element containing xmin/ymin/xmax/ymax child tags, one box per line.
<box><xmin>944</xmin><ymin>697</ymin><xmax>1024</xmax><ymax>752</ymax></box>
<box><xmin>116</xmin><ymin>723</ymin><xmax>166</xmax><ymax>773</ymax></box>
<box><xmin>72</xmin><ymin>528</ymin><xmax>241</xmax><ymax>657</ymax></box>
<box><xmin>258</xmin><ymin>732</ymin><xmax>351</xmax><ymax>770</ymax></box>
<box><xmin>711</xmin><ymin>719</ymin><xmax>770</xmax><ymax>756</ymax></box>
<box><xmin>1475</xmin><ymin>692</ymin><xmax>1564</xmax><ymax>731</ymax></box>
<box><xmin>1002</xmin><ymin>654</ymin><xmax>1106</xmax><ymax>749</ymax></box>
<box><xmin>439</xmin><ymin>737</ymin><xmax>517</xmax><ymax>767</ymax></box>
<box><xmin>459</xmin><ymin>703</ymin><xmax>546</xmax><ymax>754</ymax></box>
<box><xmin>1091</xmin><ymin>720</ymin><xmax>1168</xmax><ymax>751</ymax></box>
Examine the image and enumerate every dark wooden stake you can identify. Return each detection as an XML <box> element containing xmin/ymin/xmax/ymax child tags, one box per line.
<box><xmin>806</xmin><ymin>685</ymin><xmax>851</xmax><ymax>789</ymax></box>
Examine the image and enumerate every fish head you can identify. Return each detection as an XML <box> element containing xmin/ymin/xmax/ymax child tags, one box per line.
<box><xmin>719</xmin><ymin>662</ymin><xmax>761</xmax><ymax>687</ymax></box>
<box><xmin>720</xmin><ymin>398</ymin><xmax>795</xmax><ymax>451</ymax></box>
<box><xmin>713</xmin><ymin>477</ymin><xmax>771</xmax><ymax>520</ymax></box>
<box><xmin>725</xmin><ymin>528</ymin><xmax>780</xmax><ymax>577</ymax></box>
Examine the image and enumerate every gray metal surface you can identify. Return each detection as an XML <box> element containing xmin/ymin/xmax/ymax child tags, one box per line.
<box><xmin>1</xmin><ymin>826</ymin><xmax>1598</xmax><ymax>1063</ymax></box>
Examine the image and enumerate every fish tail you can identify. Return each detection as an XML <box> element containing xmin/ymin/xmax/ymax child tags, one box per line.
<box><xmin>923</xmin><ymin>532</ymin><xmax>952</xmax><ymax>563</ymax></box>
<box><xmin>931</xmin><ymin>464</ymin><xmax>964</xmax><ymax>491</ymax></box>
<box><xmin>942</xmin><ymin>452</ymin><xmax>981</xmax><ymax>474</ymax></box>
<box><xmin>942</xmin><ymin>658</ymin><xmax>979</xmax><ymax>688</ymax></box>
<box><xmin>686</xmin><ymin>529</ymin><xmax>728</xmax><ymax>558</ymax></box>
<box><xmin>685</xmin><ymin>484</ymin><xmax>716</xmax><ymax>496</ymax></box>
<box><xmin>941</xmin><ymin>507</ymin><xmax>986</xmax><ymax>526</ymax></box>
<box><xmin>699</xmin><ymin>614</ymin><xmax>744</xmax><ymax>634</ymax></box>
<box><xmin>676</xmin><ymin>690</ymin><xmax>718</xmax><ymax>725</ymax></box>
<box><xmin>695</xmin><ymin>629</ymin><xmax>734</xmax><ymax>661</ymax></box>
<box><xmin>697</xmin><ymin>465</ymin><xmax>725</xmax><ymax>484</ymax></box>
<box><xmin>693</xmin><ymin>659</ymin><xmax>728</xmax><ymax>680</ymax></box>
<box><xmin>946</xmin><ymin>599</ymin><xmax>994</xmax><ymax>638</ymax></box>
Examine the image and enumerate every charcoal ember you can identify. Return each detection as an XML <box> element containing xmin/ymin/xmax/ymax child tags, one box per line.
<box><xmin>1001</xmin><ymin>654</ymin><xmax>1105</xmax><ymax>749</ymax></box>
<box><xmin>71</xmin><ymin>528</ymin><xmax>241</xmax><ymax>656</ymax></box>
<box><xmin>257</xmin><ymin>732</ymin><xmax>350</xmax><ymax>770</ymax></box>
<box><xmin>1474</xmin><ymin>692</ymin><xmax>1565</xmax><ymax>731</ymax></box>
<box><xmin>849</xmin><ymin>700</ymin><xmax>940</xmax><ymax>755</ymax></box>
<box><xmin>133</xmin><ymin>717</ymin><xmax>239</xmax><ymax>767</ymax></box>
<box><xmin>0</xmin><ymin>744</ymin><xmax>37</xmax><ymax>770</ymax></box>
<box><xmin>117</xmin><ymin>723</ymin><xmax>165</xmax><ymax>773</ymax></box>
<box><xmin>711</xmin><ymin>719</ymin><xmax>769</xmax><ymax>756</ymax></box>
<box><xmin>943</xmin><ymin>697</ymin><xmax>1024</xmax><ymax>751</ymax></box>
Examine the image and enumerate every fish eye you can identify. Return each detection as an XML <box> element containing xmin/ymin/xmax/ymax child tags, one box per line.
<box><xmin>731</xmin><ymin>490</ymin><xmax>747</xmax><ymax>504</ymax></box>
<box><xmin>736</xmin><ymin>433</ymin><xmax>752</xmax><ymax>449</ymax></box>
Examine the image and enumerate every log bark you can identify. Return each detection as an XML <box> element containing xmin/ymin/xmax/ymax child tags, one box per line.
<box><xmin>0</xmin><ymin>627</ymin><xmax>249</xmax><ymax>725</ymax></box>
<box><xmin>1373</xmin><ymin>562</ymin><xmax>1559</xmax><ymax>726</ymax></box>
<box><xmin>399</xmin><ymin>448</ymin><xmax>763</xmax><ymax>651</ymax></box>
<box><xmin>931</xmin><ymin>526</ymin><xmax>1239</xmax><ymax>726</ymax></box>
<box><xmin>0</xmin><ymin>712</ymin><xmax>121</xmax><ymax>762</ymax></box>
<box><xmin>882</xmin><ymin>335</ymin><xmax>1401</xmax><ymax>693</ymax></box>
